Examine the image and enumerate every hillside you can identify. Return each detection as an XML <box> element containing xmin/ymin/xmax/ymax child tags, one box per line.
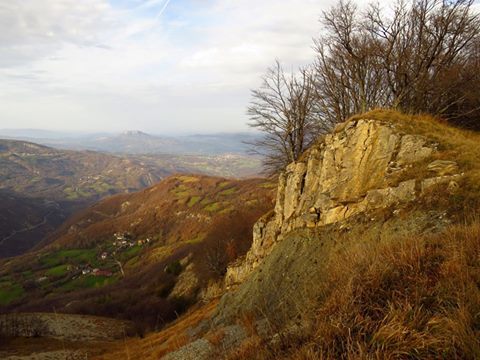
<box><xmin>0</xmin><ymin>139</ymin><xmax>261</xmax><ymax>257</ymax></box>
<box><xmin>0</xmin><ymin>174</ymin><xmax>275</xmax><ymax>335</ymax></box>
<box><xmin>0</xmin><ymin>139</ymin><xmax>170</xmax><ymax>257</ymax></box>
<box><xmin>0</xmin><ymin>192</ymin><xmax>65</xmax><ymax>258</ymax></box>
<box><xmin>106</xmin><ymin>110</ymin><xmax>480</xmax><ymax>359</ymax></box>
<box><xmin>0</xmin><ymin>139</ymin><xmax>167</xmax><ymax>202</ymax></box>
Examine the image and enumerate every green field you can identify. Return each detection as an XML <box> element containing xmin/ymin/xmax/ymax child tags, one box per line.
<box><xmin>187</xmin><ymin>196</ymin><xmax>201</xmax><ymax>207</ymax></box>
<box><xmin>185</xmin><ymin>233</ymin><xmax>206</xmax><ymax>244</ymax></box>
<box><xmin>61</xmin><ymin>275</ymin><xmax>118</xmax><ymax>291</ymax></box>
<box><xmin>171</xmin><ymin>184</ymin><xmax>191</xmax><ymax>198</ymax></box>
<box><xmin>204</xmin><ymin>202</ymin><xmax>221</xmax><ymax>212</ymax></box>
<box><xmin>177</xmin><ymin>175</ymin><xmax>199</xmax><ymax>183</ymax></box>
<box><xmin>118</xmin><ymin>245</ymin><xmax>142</xmax><ymax>262</ymax></box>
<box><xmin>45</xmin><ymin>264</ymin><xmax>70</xmax><ymax>277</ymax></box>
<box><xmin>219</xmin><ymin>187</ymin><xmax>237</xmax><ymax>196</ymax></box>
<box><xmin>218</xmin><ymin>181</ymin><xmax>231</xmax><ymax>188</ymax></box>
<box><xmin>200</xmin><ymin>198</ymin><xmax>213</xmax><ymax>206</ymax></box>
<box><xmin>41</xmin><ymin>249</ymin><xmax>98</xmax><ymax>267</ymax></box>
<box><xmin>90</xmin><ymin>181</ymin><xmax>115</xmax><ymax>193</ymax></box>
<box><xmin>0</xmin><ymin>280</ymin><xmax>24</xmax><ymax>305</ymax></box>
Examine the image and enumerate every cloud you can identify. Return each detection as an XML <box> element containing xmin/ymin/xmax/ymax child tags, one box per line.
<box><xmin>0</xmin><ymin>0</ymin><xmax>116</xmax><ymax>67</ymax></box>
<box><xmin>0</xmin><ymin>0</ymin><xmax>390</xmax><ymax>133</ymax></box>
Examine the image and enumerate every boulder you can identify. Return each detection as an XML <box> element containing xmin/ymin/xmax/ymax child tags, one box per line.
<box><xmin>422</xmin><ymin>174</ymin><xmax>463</xmax><ymax>194</ymax></box>
<box><xmin>396</xmin><ymin>135</ymin><xmax>433</xmax><ymax>165</ymax></box>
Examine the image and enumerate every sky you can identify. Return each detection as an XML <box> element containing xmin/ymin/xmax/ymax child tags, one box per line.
<box><xmin>0</xmin><ymin>0</ymin><xmax>372</xmax><ymax>134</ymax></box>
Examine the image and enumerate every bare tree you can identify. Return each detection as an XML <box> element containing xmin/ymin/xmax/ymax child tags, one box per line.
<box><xmin>204</xmin><ymin>235</ymin><xmax>230</xmax><ymax>277</ymax></box>
<box><xmin>249</xmin><ymin>0</ymin><xmax>480</xmax><ymax>174</ymax></box>
<box><xmin>247</xmin><ymin>61</ymin><xmax>323</xmax><ymax>174</ymax></box>
<box><xmin>313</xmin><ymin>0</ymin><xmax>480</xmax><ymax>127</ymax></box>
<box><xmin>314</xmin><ymin>1</ymin><xmax>388</xmax><ymax>124</ymax></box>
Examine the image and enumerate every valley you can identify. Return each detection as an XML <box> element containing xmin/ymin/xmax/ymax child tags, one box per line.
<box><xmin>95</xmin><ymin>110</ymin><xmax>480</xmax><ymax>359</ymax></box>
<box><xmin>0</xmin><ymin>175</ymin><xmax>275</xmax><ymax>334</ymax></box>
<box><xmin>0</xmin><ymin>139</ymin><xmax>167</xmax><ymax>258</ymax></box>
<box><xmin>0</xmin><ymin>139</ymin><xmax>262</xmax><ymax>257</ymax></box>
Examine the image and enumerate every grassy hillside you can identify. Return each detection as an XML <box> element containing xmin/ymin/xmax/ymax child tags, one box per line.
<box><xmin>0</xmin><ymin>139</ymin><xmax>171</xmax><ymax>257</ymax></box>
<box><xmin>0</xmin><ymin>138</ymin><xmax>262</xmax><ymax>257</ymax></box>
<box><xmin>0</xmin><ymin>139</ymin><xmax>168</xmax><ymax>202</ymax></box>
<box><xmin>97</xmin><ymin>111</ymin><xmax>480</xmax><ymax>359</ymax></box>
<box><xmin>0</xmin><ymin>174</ymin><xmax>275</xmax><ymax>333</ymax></box>
<box><xmin>219</xmin><ymin>111</ymin><xmax>480</xmax><ymax>359</ymax></box>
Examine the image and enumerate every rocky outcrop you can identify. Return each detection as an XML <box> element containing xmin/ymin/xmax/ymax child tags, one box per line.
<box><xmin>226</xmin><ymin>118</ymin><xmax>461</xmax><ymax>286</ymax></box>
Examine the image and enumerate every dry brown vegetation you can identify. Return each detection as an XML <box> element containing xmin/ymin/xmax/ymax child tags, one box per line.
<box><xmin>214</xmin><ymin>111</ymin><xmax>480</xmax><ymax>359</ymax></box>
<box><xmin>0</xmin><ymin>174</ymin><xmax>274</xmax><ymax>334</ymax></box>
<box><xmin>226</xmin><ymin>220</ymin><xmax>480</xmax><ymax>359</ymax></box>
<box><xmin>94</xmin><ymin>300</ymin><xmax>219</xmax><ymax>360</ymax></box>
<box><xmin>42</xmin><ymin>174</ymin><xmax>273</xmax><ymax>250</ymax></box>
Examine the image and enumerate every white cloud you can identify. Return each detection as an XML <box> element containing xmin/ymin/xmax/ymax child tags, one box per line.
<box><xmin>0</xmin><ymin>0</ymin><xmax>116</xmax><ymax>67</ymax></box>
<box><xmin>0</xmin><ymin>0</ymin><xmax>390</xmax><ymax>133</ymax></box>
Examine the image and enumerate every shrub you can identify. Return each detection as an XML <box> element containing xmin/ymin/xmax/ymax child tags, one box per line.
<box><xmin>164</xmin><ymin>261</ymin><xmax>182</xmax><ymax>276</ymax></box>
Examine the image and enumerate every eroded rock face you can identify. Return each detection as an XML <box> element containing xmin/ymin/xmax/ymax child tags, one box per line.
<box><xmin>225</xmin><ymin>118</ymin><xmax>461</xmax><ymax>287</ymax></box>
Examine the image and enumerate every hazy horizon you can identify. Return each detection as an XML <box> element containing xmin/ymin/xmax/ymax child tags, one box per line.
<box><xmin>0</xmin><ymin>126</ymin><xmax>262</xmax><ymax>138</ymax></box>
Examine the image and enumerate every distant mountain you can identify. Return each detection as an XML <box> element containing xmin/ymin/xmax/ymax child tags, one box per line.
<box><xmin>0</xmin><ymin>129</ymin><xmax>261</xmax><ymax>155</ymax></box>
<box><xmin>120</xmin><ymin>130</ymin><xmax>150</xmax><ymax>137</ymax></box>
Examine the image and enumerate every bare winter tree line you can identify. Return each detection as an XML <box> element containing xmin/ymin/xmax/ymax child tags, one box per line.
<box><xmin>249</xmin><ymin>0</ymin><xmax>480</xmax><ymax>174</ymax></box>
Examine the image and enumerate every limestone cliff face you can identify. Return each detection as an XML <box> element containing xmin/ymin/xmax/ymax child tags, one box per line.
<box><xmin>226</xmin><ymin>118</ymin><xmax>461</xmax><ymax>286</ymax></box>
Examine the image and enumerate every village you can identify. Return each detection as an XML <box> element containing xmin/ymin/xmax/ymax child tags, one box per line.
<box><xmin>78</xmin><ymin>232</ymin><xmax>151</xmax><ymax>278</ymax></box>
<box><xmin>36</xmin><ymin>231</ymin><xmax>151</xmax><ymax>284</ymax></box>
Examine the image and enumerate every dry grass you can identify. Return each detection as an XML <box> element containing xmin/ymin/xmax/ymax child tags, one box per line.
<box><xmin>98</xmin><ymin>110</ymin><xmax>480</xmax><ymax>359</ymax></box>
<box><xmin>205</xmin><ymin>328</ymin><xmax>226</xmax><ymax>346</ymax></box>
<box><xmin>200</xmin><ymin>279</ymin><xmax>224</xmax><ymax>303</ymax></box>
<box><xmin>229</xmin><ymin>219</ymin><xmax>480</xmax><ymax>359</ymax></box>
<box><xmin>310</xmin><ymin>221</ymin><xmax>480</xmax><ymax>359</ymax></box>
<box><xmin>94</xmin><ymin>300</ymin><xmax>218</xmax><ymax>360</ymax></box>
<box><xmin>226</xmin><ymin>335</ymin><xmax>265</xmax><ymax>360</ymax></box>
<box><xmin>238</xmin><ymin>312</ymin><xmax>258</xmax><ymax>337</ymax></box>
<box><xmin>226</xmin><ymin>110</ymin><xmax>480</xmax><ymax>359</ymax></box>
